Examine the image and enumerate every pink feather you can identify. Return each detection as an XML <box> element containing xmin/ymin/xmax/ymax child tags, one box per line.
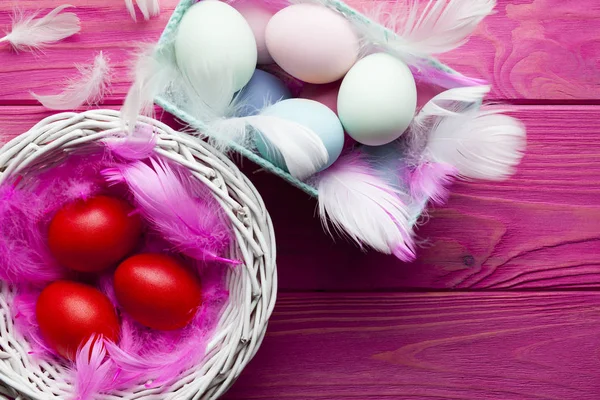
<box><xmin>410</xmin><ymin>162</ymin><xmax>457</xmax><ymax>205</ymax></box>
<box><xmin>0</xmin><ymin>185</ymin><xmax>65</xmax><ymax>286</ymax></box>
<box><xmin>104</xmin><ymin>125</ymin><xmax>157</xmax><ymax>161</ymax></box>
<box><xmin>12</xmin><ymin>289</ymin><xmax>59</xmax><ymax>357</ymax></box>
<box><xmin>102</xmin><ymin>158</ymin><xmax>237</xmax><ymax>264</ymax></box>
<box><xmin>71</xmin><ymin>335</ymin><xmax>113</xmax><ymax>400</ymax></box>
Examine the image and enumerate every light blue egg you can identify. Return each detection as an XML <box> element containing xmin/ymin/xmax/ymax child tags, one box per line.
<box><xmin>256</xmin><ymin>98</ymin><xmax>345</xmax><ymax>173</ymax></box>
<box><xmin>235</xmin><ymin>70</ymin><xmax>291</xmax><ymax>117</ymax></box>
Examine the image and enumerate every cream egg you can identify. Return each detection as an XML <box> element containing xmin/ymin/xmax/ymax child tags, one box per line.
<box><xmin>337</xmin><ymin>53</ymin><xmax>417</xmax><ymax>146</ymax></box>
<box><xmin>175</xmin><ymin>1</ymin><xmax>257</xmax><ymax>96</ymax></box>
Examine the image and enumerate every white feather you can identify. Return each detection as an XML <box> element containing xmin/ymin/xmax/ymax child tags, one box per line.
<box><xmin>209</xmin><ymin>115</ymin><xmax>329</xmax><ymax>180</ymax></box>
<box><xmin>121</xmin><ymin>44</ymin><xmax>177</xmax><ymax>131</ymax></box>
<box><xmin>415</xmin><ymin>85</ymin><xmax>491</xmax><ymax>123</ymax></box>
<box><xmin>404</xmin><ymin>85</ymin><xmax>490</xmax><ymax>163</ymax></box>
<box><xmin>120</xmin><ymin>40</ymin><xmax>236</xmax><ymax>133</ymax></box>
<box><xmin>125</xmin><ymin>0</ymin><xmax>137</xmax><ymax>20</ymax></box>
<box><xmin>360</xmin><ymin>0</ymin><xmax>495</xmax><ymax>61</ymax></box>
<box><xmin>125</xmin><ymin>0</ymin><xmax>160</xmax><ymax>21</ymax></box>
<box><xmin>425</xmin><ymin>109</ymin><xmax>526</xmax><ymax>180</ymax></box>
<box><xmin>0</xmin><ymin>5</ymin><xmax>81</xmax><ymax>51</ymax></box>
<box><xmin>31</xmin><ymin>52</ymin><xmax>112</xmax><ymax>110</ymax></box>
<box><xmin>315</xmin><ymin>153</ymin><xmax>415</xmax><ymax>261</ymax></box>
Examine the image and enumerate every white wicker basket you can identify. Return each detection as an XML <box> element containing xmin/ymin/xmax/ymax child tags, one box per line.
<box><xmin>0</xmin><ymin>109</ymin><xmax>277</xmax><ymax>400</ymax></box>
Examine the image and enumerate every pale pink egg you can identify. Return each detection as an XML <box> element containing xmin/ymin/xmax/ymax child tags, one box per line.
<box><xmin>265</xmin><ymin>4</ymin><xmax>360</xmax><ymax>84</ymax></box>
<box><xmin>235</xmin><ymin>4</ymin><xmax>274</xmax><ymax>64</ymax></box>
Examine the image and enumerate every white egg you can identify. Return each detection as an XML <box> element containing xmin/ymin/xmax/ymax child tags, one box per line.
<box><xmin>337</xmin><ymin>53</ymin><xmax>417</xmax><ymax>146</ymax></box>
<box><xmin>175</xmin><ymin>1</ymin><xmax>258</xmax><ymax>94</ymax></box>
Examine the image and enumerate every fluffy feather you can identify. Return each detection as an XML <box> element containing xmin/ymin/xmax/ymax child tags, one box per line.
<box><xmin>121</xmin><ymin>44</ymin><xmax>178</xmax><ymax>132</ymax></box>
<box><xmin>208</xmin><ymin>115</ymin><xmax>329</xmax><ymax>180</ymax></box>
<box><xmin>360</xmin><ymin>0</ymin><xmax>495</xmax><ymax>61</ymax></box>
<box><xmin>0</xmin><ymin>185</ymin><xmax>65</xmax><ymax>286</ymax></box>
<box><xmin>405</xmin><ymin>85</ymin><xmax>491</xmax><ymax>163</ymax></box>
<box><xmin>425</xmin><ymin>109</ymin><xmax>526</xmax><ymax>180</ymax></box>
<box><xmin>315</xmin><ymin>152</ymin><xmax>415</xmax><ymax>261</ymax></box>
<box><xmin>410</xmin><ymin>162</ymin><xmax>457</xmax><ymax>205</ymax></box>
<box><xmin>12</xmin><ymin>289</ymin><xmax>59</xmax><ymax>357</ymax></box>
<box><xmin>104</xmin><ymin>124</ymin><xmax>157</xmax><ymax>161</ymax></box>
<box><xmin>411</xmin><ymin>65</ymin><xmax>488</xmax><ymax>89</ymax></box>
<box><xmin>31</xmin><ymin>52</ymin><xmax>112</xmax><ymax>110</ymax></box>
<box><xmin>415</xmin><ymin>85</ymin><xmax>491</xmax><ymax>123</ymax></box>
<box><xmin>0</xmin><ymin>5</ymin><xmax>81</xmax><ymax>51</ymax></box>
<box><xmin>125</xmin><ymin>0</ymin><xmax>161</xmax><ymax>21</ymax></box>
<box><xmin>71</xmin><ymin>335</ymin><xmax>113</xmax><ymax>400</ymax></box>
<box><xmin>102</xmin><ymin>158</ymin><xmax>237</xmax><ymax>264</ymax></box>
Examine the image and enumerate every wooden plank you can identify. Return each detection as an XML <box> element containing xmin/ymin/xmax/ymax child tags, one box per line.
<box><xmin>224</xmin><ymin>292</ymin><xmax>600</xmax><ymax>399</ymax></box>
<box><xmin>0</xmin><ymin>0</ymin><xmax>179</xmax><ymax>105</ymax></box>
<box><xmin>1</xmin><ymin>0</ymin><xmax>599</xmax><ymax>103</ymax></box>
<box><xmin>2</xmin><ymin>105</ymin><xmax>600</xmax><ymax>291</ymax></box>
<box><xmin>437</xmin><ymin>0</ymin><xmax>600</xmax><ymax>101</ymax></box>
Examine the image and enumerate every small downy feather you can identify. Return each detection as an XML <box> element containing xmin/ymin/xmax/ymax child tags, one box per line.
<box><xmin>102</xmin><ymin>158</ymin><xmax>237</xmax><ymax>264</ymax></box>
<box><xmin>125</xmin><ymin>0</ymin><xmax>161</xmax><ymax>21</ymax></box>
<box><xmin>425</xmin><ymin>109</ymin><xmax>526</xmax><ymax>181</ymax></box>
<box><xmin>0</xmin><ymin>5</ymin><xmax>81</xmax><ymax>51</ymax></box>
<box><xmin>409</xmin><ymin>162</ymin><xmax>457</xmax><ymax>205</ymax></box>
<box><xmin>360</xmin><ymin>0</ymin><xmax>496</xmax><ymax>61</ymax></box>
<box><xmin>31</xmin><ymin>52</ymin><xmax>112</xmax><ymax>110</ymax></box>
<box><xmin>315</xmin><ymin>152</ymin><xmax>415</xmax><ymax>261</ymax></box>
<box><xmin>208</xmin><ymin>115</ymin><xmax>329</xmax><ymax>180</ymax></box>
<box><xmin>71</xmin><ymin>335</ymin><xmax>113</xmax><ymax>400</ymax></box>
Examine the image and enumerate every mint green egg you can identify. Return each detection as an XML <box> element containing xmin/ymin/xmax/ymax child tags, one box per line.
<box><xmin>256</xmin><ymin>98</ymin><xmax>344</xmax><ymax>172</ymax></box>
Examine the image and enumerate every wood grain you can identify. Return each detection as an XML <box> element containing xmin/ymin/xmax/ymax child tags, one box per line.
<box><xmin>1</xmin><ymin>0</ymin><xmax>599</xmax><ymax>103</ymax></box>
<box><xmin>0</xmin><ymin>0</ymin><xmax>179</xmax><ymax>105</ymax></box>
<box><xmin>224</xmin><ymin>292</ymin><xmax>600</xmax><ymax>400</ymax></box>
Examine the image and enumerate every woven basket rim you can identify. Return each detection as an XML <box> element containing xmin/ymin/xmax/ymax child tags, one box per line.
<box><xmin>0</xmin><ymin>109</ymin><xmax>277</xmax><ymax>400</ymax></box>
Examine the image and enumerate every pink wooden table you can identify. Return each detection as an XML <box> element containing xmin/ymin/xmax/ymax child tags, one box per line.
<box><xmin>2</xmin><ymin>0</ymin><xmax>600</xmax><ymax>398</ymax></box>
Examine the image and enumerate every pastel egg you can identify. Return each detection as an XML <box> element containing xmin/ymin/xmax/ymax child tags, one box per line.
<box><xmin>299</xmin><ymin>81</ymin><xmax>341</xmax><ymax>114</ymax></box>
<box><xmin>337</xmin><ymin>53</ymin><xmax>417</xmax><ymax>146</ymax></box>
<box><xmin>234</xmin><ymin>4</ymin><xmax>274</xmax><ymax>64</ymax></box>
<box><xmin>175</xmin><ymin>1</ymin><xmax>257</xmax><ymax>95</ymax></box>
<box><xmin>235</xmin><ymin>70</ymin><xmax>291</xmax><ymax>116</ymax></box>
<box><xmin>299</xmin><ymin>82</ymin><xmax>358</xmax><ymax>152</ymax></box>
<box><xmin>265</xmin><ymin>4</ymin><xmax>359</xmax><ymax>84</ymax></box>
<box><xmin>257</xmin><ymin>99</ymin><xmax>344</xmax><ymax>171</ymax></box>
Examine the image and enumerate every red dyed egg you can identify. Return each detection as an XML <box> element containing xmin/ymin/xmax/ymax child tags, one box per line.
<box><xmin>36</xmin><ymin>281</ymin><xmax>120</xmax><ymax>360</ymax></box>
<box><xmin>114</xmin><ymin>254</ymin><xmax>202</xmax><ymax>330</ymax></box>
<box><xmin>48</xmin><ymin>195</ymin><xmax>142</xmax><ymax>272</ymax></box>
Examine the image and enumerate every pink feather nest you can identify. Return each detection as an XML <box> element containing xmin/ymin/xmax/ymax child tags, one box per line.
<box><xmin>0</xmin><ymin>129</ymin><xmax>234</xmax><ymax>399</ymax></box>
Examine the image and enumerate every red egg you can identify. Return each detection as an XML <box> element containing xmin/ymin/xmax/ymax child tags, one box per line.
<box><xmin>36</xmin><ymin>281</ymin><xmax>120</xmax><ymax>360</ymax></box>
<box><xmin>48</xmin><ymin>195</ymin><xmax>143</xmax><ymax>272</ymax></box>
<box><xmin>114</xmin><ymin>254</ymin><xmax>202</xmax><ymax>330</ymax></box>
